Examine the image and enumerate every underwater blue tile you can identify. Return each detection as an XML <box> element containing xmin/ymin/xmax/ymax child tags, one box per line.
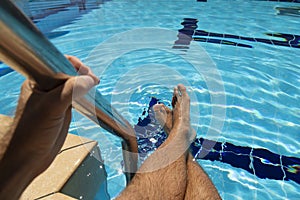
<box><xmin>202</xmin><ymin>149</ymin><xmax>220</xmax><ymax>161</ymax></box>
<box><xmin>252</xmin><ymin>156</ymin><xmax>285</xmax><ymax>180</ymax></box>
<box><xmin>45</xmin><ymin>31</ymin><xmax>70</xmax><ymax>39</ymax></box>
<box><xmin>282</xmin><ymin>156</ymin><xmax>300</xmax><ymax>166</ymax></box>
<box><xmin>224</xmin><ymin>142</ymin><xmax>252</xmax><ymax>155</ymax></box>
<box><xmin>253</xmin><ymin>148</ymin><xmax>281</xmax><ymax>164</ymax></box>
<box><xmin>0</xmin><ymin>67</ymin><xmax>14</xmax><ymax>77</ymax></box>
<box><xmin>222</xmin><ymin>152</ymin><xmax>253</xmax><ymax>174</ymax></box>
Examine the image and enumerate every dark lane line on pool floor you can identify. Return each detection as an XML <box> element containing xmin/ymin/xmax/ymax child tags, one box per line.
<box><xmin>134</xmin><ymin>97</ymin><xmax>300</xmax><ymax>185</ymax></box>
<box><xmin>175</xmin><ymin>18</ymin><xmax>300</xmax><ymax>49</ymax></box>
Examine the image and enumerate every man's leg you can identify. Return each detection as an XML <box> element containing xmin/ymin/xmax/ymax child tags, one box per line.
<box><xmin>184</xmin><ymin>153</ymin><xmax>221</xmax><ymax>200</ymax></box>
<box><xmin>153</xmin><ymin>102</ymin><xmax>221</xmax><ymax>200</ymax></box>
<box><xmin>117</xmin><ymin>84</ymin><xmax>191</xmax><ymax>200</ymax></box>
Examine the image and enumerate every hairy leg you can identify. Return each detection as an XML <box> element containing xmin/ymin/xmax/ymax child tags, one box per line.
<box><xmin>117</xmin><ymin>84</ymin><xmax>191</xmax><ymax>200</ymax></box>
<box><xmin>185</xmin><ymin>154</ymin><xmax>221</xmax><ymax>200</ymax></box>
<box><xmin>154</xmin><ymin>103</ymin><xmax>221</xmax><ymax>200</ymax></box>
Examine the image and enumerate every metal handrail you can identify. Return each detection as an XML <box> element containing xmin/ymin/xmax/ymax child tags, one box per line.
<box><xmin>0</xmin><ymin>0</ymin><xmax>137</xmax><ymax>183</ymax></box>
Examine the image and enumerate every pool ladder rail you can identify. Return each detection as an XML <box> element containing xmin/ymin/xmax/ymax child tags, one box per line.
<box><xmin>0</xmin><ymin>0</ymin><xmax>137</xmax><ymax>183</ymax></box>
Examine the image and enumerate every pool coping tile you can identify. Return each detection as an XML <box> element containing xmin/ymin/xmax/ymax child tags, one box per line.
<box><xmin>20</xmin><ymin>134</ymin><xmax>97</xmax><ymax>200</ymax></box>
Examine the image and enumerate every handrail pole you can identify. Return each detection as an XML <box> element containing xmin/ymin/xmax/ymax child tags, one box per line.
<box><xmin>0</xmin><ymin>0</ymin><xmax>137</xmax><ymax>183</ymax></box>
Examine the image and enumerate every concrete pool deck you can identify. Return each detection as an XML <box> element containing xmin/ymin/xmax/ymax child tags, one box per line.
<box><xmin>0</xmin><ymin>114</ymin><xmax>108</xmax><ymax>200</ymax></box>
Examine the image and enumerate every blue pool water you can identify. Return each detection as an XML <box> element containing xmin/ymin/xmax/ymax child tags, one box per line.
<box><xmin>0</xmin><ymin>0</ymin><xmax>299</xmax><ymax>199</ymax></box>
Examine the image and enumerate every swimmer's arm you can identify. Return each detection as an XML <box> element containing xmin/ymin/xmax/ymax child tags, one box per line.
<box><xmin>0</xmin><ymin>116</ymin><xmax>30</xmax><ymax>199</ymax></box>
<box><xmin>0</xmin><ymin>135</ymin><xmax>42</xmax><ymax>200</ymax></box>
<box><xmin>0</xmin><ymin>55</ymin><xmax>98</xmax><ymax>200</ymax></box>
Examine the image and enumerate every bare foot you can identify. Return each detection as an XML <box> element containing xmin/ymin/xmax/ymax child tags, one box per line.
<box><xmin>117</xmin><ymin>84</ymin><xmax>193</xmax><ymax>200</ymax></box>
<box><xmin>154</xmin><ymin>84</ymin><xmax>195</xmax><ymax>140</ymax></box>
<box><xmin>153</xmin><ymin>86</ymin><xmax>221</xmax><ymax>200</ymax></box>
<box><xmin>173</xmin><ymin>84</ymin><xmax>190</xmax><ymax>130</ymax></box>
<box><xmin>153</xmin><ymin>104</ymin><xmax>173</xmax><ymax>135</ymax></box>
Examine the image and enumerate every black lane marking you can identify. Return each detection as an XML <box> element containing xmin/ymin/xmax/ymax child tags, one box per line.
<box><xmin>134</xmin><ymin>97</ymin><xmax>300</xmax><ymax>185</ymax></box>
<box><xmin>175</xmin><ymin>18</ymin><xmax>300</xmax><ymax>49</ymax></box>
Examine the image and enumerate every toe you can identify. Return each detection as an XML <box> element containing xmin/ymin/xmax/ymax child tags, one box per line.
<box><xmin>172</xmin><ymin>87</ymin><xmax>180</xmax><ymax>107</ymax></box>
<box><xmin>160</xmin><ymin>105</ymin><xmax>167</xmax><ymax>115</ymax></box>
<box><xmin>177</xmin><ymin>84</ymin><xmax>186</xmax><ymax>92</ymax></box>
<box><xmin>174</xmin><ymin>86</ymin><xmax>183</xmax><ymax>104</ymax></box>
<box><xmin>177</xmin><ymin>84</ymin><xmax>187</xmax><ymax>95</ymax></box>
<box><xmin>178</xmin><ymin>84</ymin><xmax>190</xmax><ymax>103</ymax></box>
<box><xmin>163</xmin><ymin>105</ymin><xmax>172</xmax><ymax>114</ymax></box>
<box><xmin>153</xmin><ymin>104</ymin><xmax>163</xmax><ymax>112</ymax></box>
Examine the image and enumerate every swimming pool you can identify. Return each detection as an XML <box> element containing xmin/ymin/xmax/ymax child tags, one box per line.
<box><xmin>0</xmin><ymin>0</ymin><xmax>299</xmax><ymax>199</ymax></box>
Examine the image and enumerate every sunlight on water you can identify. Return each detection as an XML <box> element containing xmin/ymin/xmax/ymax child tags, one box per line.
<box><xmin>0</xmin><ymin>0</ymin><xmax>299</xmax><ymax>199</ymax></box>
